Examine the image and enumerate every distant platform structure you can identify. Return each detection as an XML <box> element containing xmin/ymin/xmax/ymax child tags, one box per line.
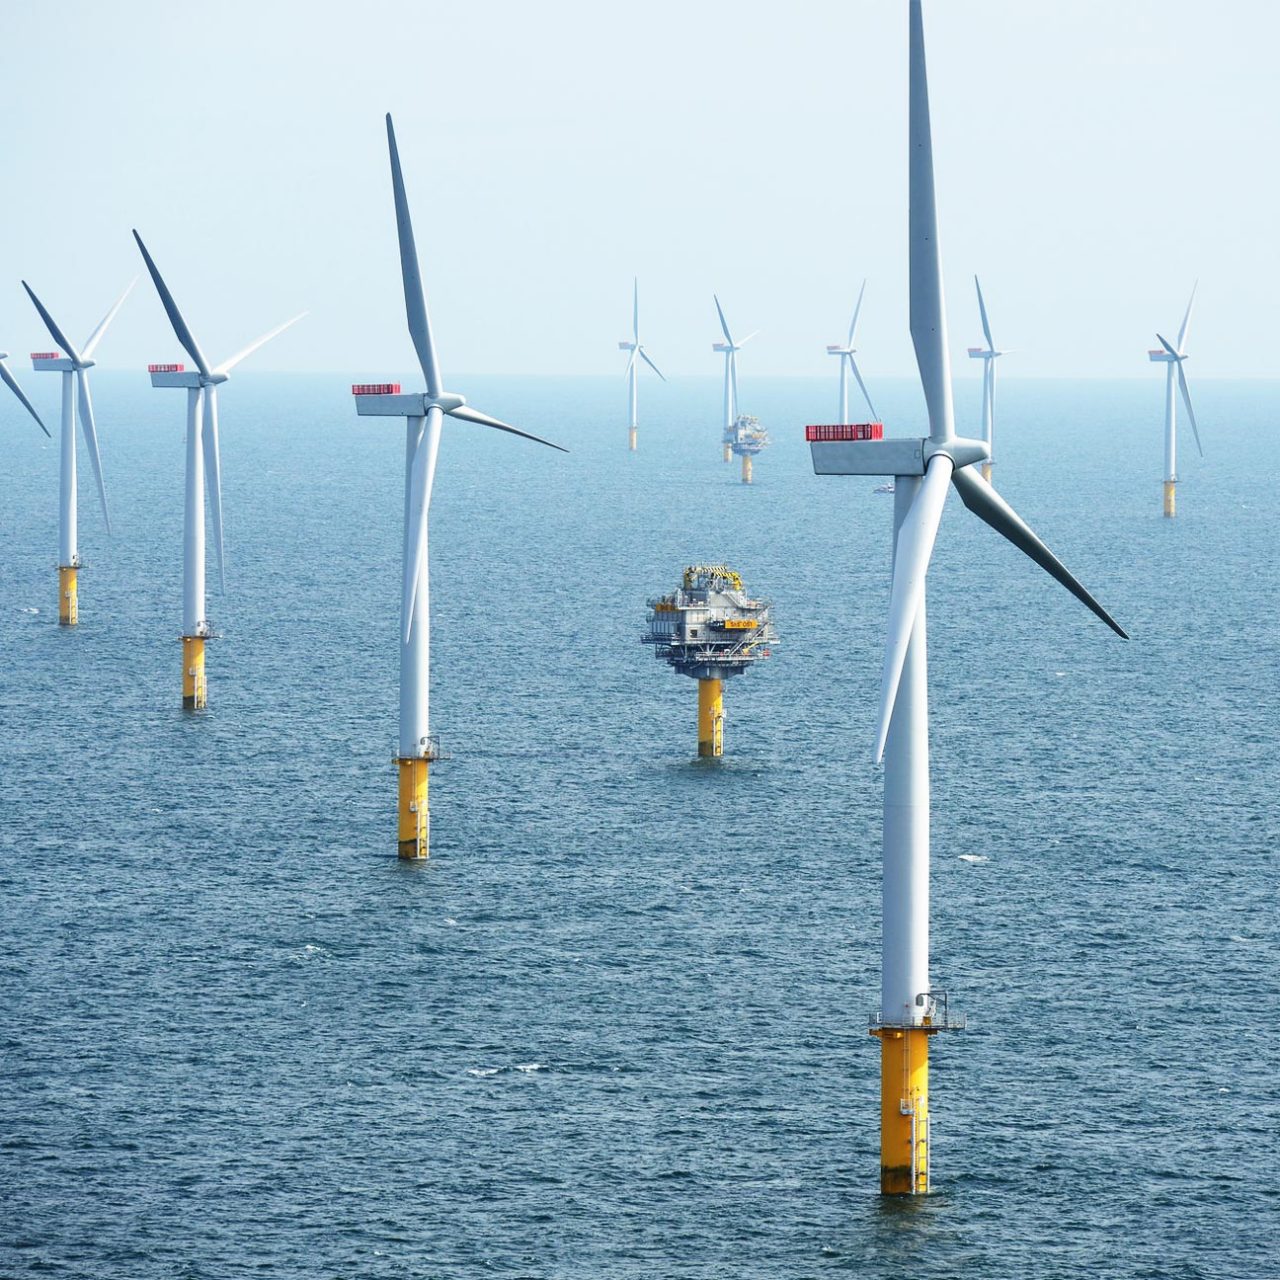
<box><xmin>643</xmin><ymin>563</ymin><xmax>776</xmax><ymax>757</ymax></box>
<box><xmin>727</xmin><ymin>414</ymin><xmax>770</xmax><ymax>483</ymax></box>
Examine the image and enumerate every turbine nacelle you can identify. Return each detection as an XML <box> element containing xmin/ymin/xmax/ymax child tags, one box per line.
<box><xmin>810</xmin><ymin>433</ymin><xmax>989</xmax><ymax>477</ymax></box>
<box><xmin>31</xmin><ymin>355</ymin><xmax>92</xmax><ymax>373</ymax></box>
<box><xmin>353</xmin><ymin>388</ymin><xmax>469</xmax><ymax>417</ymax></box>
<box><xmin>147</xmin><ymin>369</ymin><xmax>229</xmax><ymax>389</ymax></box>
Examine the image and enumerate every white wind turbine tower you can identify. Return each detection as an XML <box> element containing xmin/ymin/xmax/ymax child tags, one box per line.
<box><xmin>807</xmin><ymin>0</ymin><xmax>1126</xmax><ymax>1196</ymax></box>
<box><xmin>133</xmin><ymin>230</ymin><xmax>304</xmax><ymax>709</ymax></box>
<box><xmin>826</xmin><ymin>280</ymin><xmax>878</xmax><ymax>425</ymax></box>
<box><xmin>967</xmin><ymin>276</ymin><xmax>1008</xmax><ymax>484</ymax></box>
<box><xmin>0</xmin><ymin>351</ymin><xmax>49</xmax><ymax>439</ymax></box>
<box><xmin>1148</xmin><ymin>285</ymin><xmax>1202</xmax><ymax>518</ymax></box>
<box><xmin>712</xmin><ymin>295</ymin><xmax>757</xmax><ymax>461</ymax></box>
<box><xmin>23</xmin><ymin>279</ymin><xmax>133</xmax><ymax>625</ymax></box>
<box><xmin>354</xmin><ymin>114</ymin><xmax>567</xmax><ymax>862</ymax></box>
<box><xmin>618</xmin><ymin>279</ymin><xmax>665</xmax><ymax>451</ymax></box>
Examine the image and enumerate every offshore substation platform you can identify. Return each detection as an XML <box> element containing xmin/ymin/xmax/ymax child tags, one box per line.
<box><xmin>723</xmin><ymin>414</ymin><xmax>770</xmax><ymax>483</ymax></box>
<box><xmin>643</xmin><ymin>564</ymin><xmax>776</xmax><ymax>757</ymax></box>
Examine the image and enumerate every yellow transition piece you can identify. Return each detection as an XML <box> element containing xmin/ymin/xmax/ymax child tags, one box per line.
<box><xmin>741</xmin><ymin>455</ymin><xmax>753</xmax><ymax>485</ymax></box>
<box><xmin>723</xmin><ymin>443</ymin><xmax>732</xmax><ymax>463</ymax></box>
<box><xmin>58</xmin><ymin>566</ymin><xmax>78</xmax><ymax>627</ymax></box>
<box><xmin>628</xmin><ymin>427</ymin><xmax>638</xmax><ymax>452</ymax></box>
<box><xmin>697</xmin><ymin>677</ymin><xmax>724</xmax><ymax>758</ymax></box>
<box><xmin>396</xmin><ymin>756</ymin><xmax>430</xmax><ymax>860</ymax></box>
<box><xmin>873</xmin><ymin>1025</ymin><xmax>931</xmax><ymax>1195</ymax></box>
<box><xmin>1163</xmin><ymin>480</ymin><xmax>1176</xmax><ymax>518</ymax></box>
<box><xmin>182</xmin><ymin>636</ymin><xmax>207</xmax><ymax>710</ymax></box>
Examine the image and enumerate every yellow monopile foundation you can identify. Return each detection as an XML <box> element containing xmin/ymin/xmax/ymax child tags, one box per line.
<box><xmin>873</xmin><ymin>1026</ymin><xmax>931</xmax><ymax>1195</ymax></box>
<box><xmin>58</xmin><ymin>565</ymin><xmax>78</xmax><ymax>627</ymax></box>
<box><xmin>1163</xmin><ymin>480</ymin><xmax>1176</xmax><ymax>518</ymax></box>
<box><xmin>396</xmin><ymin>756</ymin><xmax>430</xmax><ymax>860</ymax></box>
<box><xmin>182</xmin><ymin>636</ymin><xmax>207</xmax><ymax>710</ymax></box>
<box><xmin>741</xmin><ymin>455</ymin><xmax>753</xmax><ymax>485</ymax></box>
<box><xmin>697</xmin><ymin>677</ymin><xmax>724</xmax><ymax>758</ymax></box>
<box><xmin>981</xmin><ymin>462</ymin><xmax>992</xmax><ymax>484</ymax></box>
<box><xmin>723</xmin><ymin>442</ymin><xmax>732</xmax><ymax>463</ymax></box>
<box><xmin>628</xmin><ymin>427</ymin><xmax>638</xmax><ymax>452</ymax></box>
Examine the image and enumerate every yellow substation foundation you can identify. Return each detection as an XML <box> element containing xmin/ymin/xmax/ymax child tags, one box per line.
<box><xmin>981</xmin><ymin>462</ymin><xmax>992</xmax><ymax>484</ymax></box>
<box><xmin>182</xmin><ymin>636</ymin><xmax>207</xmax><ymax>710</ymax></box>
<box><xmin>628</xmin><ymin>427</ymin><xmax>638</xmax><ymax>452</ymax></box>
<box><xmin>741</xmin><ymin>455</ymin><xmax>753</xmax><ymax>485</ymax></box>
<box><xmin>1164</xmin><ymin>480</ymin><xmax>1176</xmax><ymax>518</ymax></box>
<box><xmin>58</xmin><ymin>565</ymin><xmax>78</xmax><ymax>627</ymax></box>
<box><xmin>396</xmin><ymin>756</ymin><xmax>430</xmax><ymax>860</ymax></box>
<box><xmin>872</xmin><ymin>1025</ymin><xmax>931</xmax><ymax>1195</ymax></box>
<box><xmin>697</xmin><ymin>677</ymin><xmax>724</xmax><ymax>758</ymax></box>
<box><xmin>723</xmin><ymin>443</ymin><xmax>732</xmax><ymax>463</ymax></box>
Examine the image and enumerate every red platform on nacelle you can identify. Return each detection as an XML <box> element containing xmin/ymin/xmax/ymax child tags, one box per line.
<box><xmin>805</xmin><ymin>423</ymin><xmax>884</xmax><ymax>442</ymax></box>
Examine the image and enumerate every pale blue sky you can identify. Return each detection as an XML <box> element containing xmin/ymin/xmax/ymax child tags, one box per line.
<box><xmin>0</xmin><ymin>1</ymin><xmax>1273</xmax><ymax>380</ymax></box>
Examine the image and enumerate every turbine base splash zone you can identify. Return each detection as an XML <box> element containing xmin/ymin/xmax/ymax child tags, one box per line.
<box><xmin>58</xmin><ymin>565</ymin><xmax>78</xmax><ymax>627</ymax></box>
<box><xmin>396</xmin><ymin>757</ymin><xmax>430</xmax><ymax>859</ymax></box>
<box><xmin>182</xmin><ymin>636</ymin><xmax>207</xmax><ymax>711</ymax></box>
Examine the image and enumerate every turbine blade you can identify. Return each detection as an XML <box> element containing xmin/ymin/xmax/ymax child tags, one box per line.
<box><xmin>951</xmin><ymin>465</ymin><xmax>1127</xmax><ymax>638</ymax></box>
<box><xmin>848</xmin><ymin>278</ymin><xmax>867</xmax><ymax>346</ymax></box>
<box><xmin>1176</xmin><ymin>281</ymin><xmax>1198</xmax><ymax>353</ymax></box>
<box><xmin>639</xmin><ymin>348</ymin><xmax>666</xmax><ymax>381</ymax></box>
<box><xmin>713</xmin><ymin>294</ymin><xmax>734</xmax><ymax>345</ymax></box>
<box><xmin>75</xmin><ymin>369</ymin><xmax>111</xmax><ymax>535</ymax></box>
<box><xmin>21</xmin><ymin>282</ymin><xmax>81</xmax><ymax>365</ymax></box>
<box><xmin>908</xmin><ymin>0</ymin><xmax>954</xmax><ymax>443</ymax></box>
<box><xmin>203</xmin><ymin>385</ymin><xmax>226</xmax><ymax>592</ymax></box>
<box><xmin>447</xmin><ymin>403</ymin><xmax>569</xmax><ymax>452</ymax></box>
<box><xmin>738</xmin><ymin>330</ymin><xmax>760</xmax><ymax>346</ymax></box>
<box><xmin>975</xmin><ymin>274</ymin><xmax>994</xmax><ymax>351</ymax></box>
<box><xmin>848</xmin><ymin>355</ymin><xmax>878</xmax><ymax>420</ymax></box>
<box><xmin>386</xmin><ymin>114</ymin><xmax>442</xmax><ymax>398</ymax></box>
<box><xmin>402</xmin><ymin>406</ymin><xmax>444</xmax><ymax>643</ymax></box>
<box><xmin>1174</xmin><ymin>360</ymin><xmax>1203</xmax><ymax>458</ymax></box>
<box><xmin>132</xmin><ymin>231</ymin><xmax>212</xmax><ymax>377</ymax></box>
<box><xmin>873</xmin><ymin>453</ymin><xmax>953</xmax><ymax>764</ymax></box>
<box><xmin>214</xmin><ymin>313</ymin><xmax>307</xmax><ymax>377</ymax></box>
<box><xmin>0</xmin><ymin>358</ymin><xmax>50</xmax><ymax>436</ymax></box>
<box><xmin>623</xmin><ymin>346</ymin><xmax>637</xmax><ymax>378</ymax></box>
<box><xmin>81</xmin><ymin>278</ymin><xmax>137</xmax><ymax>360</ymax></box>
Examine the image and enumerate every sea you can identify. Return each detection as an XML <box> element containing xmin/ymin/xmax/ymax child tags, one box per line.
<box><xmin>1</xmin><ymin>371</ymin><xmax>1277</xmax><ymax>1278</ymax></box>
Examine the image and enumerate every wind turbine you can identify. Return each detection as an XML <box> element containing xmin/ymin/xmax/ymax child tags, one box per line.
<box><xmin>967</xmin><ymin>276</ymin><xmax>1008</xmax><ymax>484</ymax></box>
<box><xmin>807</xmin><ymin>0</ymin><xmax>1126</xmax><ymax>1196</ymax></box>
<box><xmin>0</xmin><ymin>352</ymin><xmax>49</xmax><ymax>438</ymax></box>
<box><xmin>1148</xmin><ymin>285</ymin><xmax>1202</xmax><ymax>517</ymax></box>
<box><xmin>23</xmin><ymin>279</ymin><xmax>133</xmax><ymax>625</ymax></box>
<box><xmin>826</xmin><ymin>280</ymin><xmax>878</xmax><ymax>424</ymax></box>
<box><xmin>618</xmin><ymin>279</ymin><xmax>665</xmax><ymax>451</ymax></box>
<box><xmin>354</xmin><ymin>114</ymin><xmax>567</xmax><ymax>861</ymax></box>
<box><xmin>132</xmin><ymin>230</ymin><xmax>304</xmax><ymax>709</ymax></box>
<box><xmin>712</xmin><ymin>296</ymin><xmax>757</xmax><ymax>461</ymax></box>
